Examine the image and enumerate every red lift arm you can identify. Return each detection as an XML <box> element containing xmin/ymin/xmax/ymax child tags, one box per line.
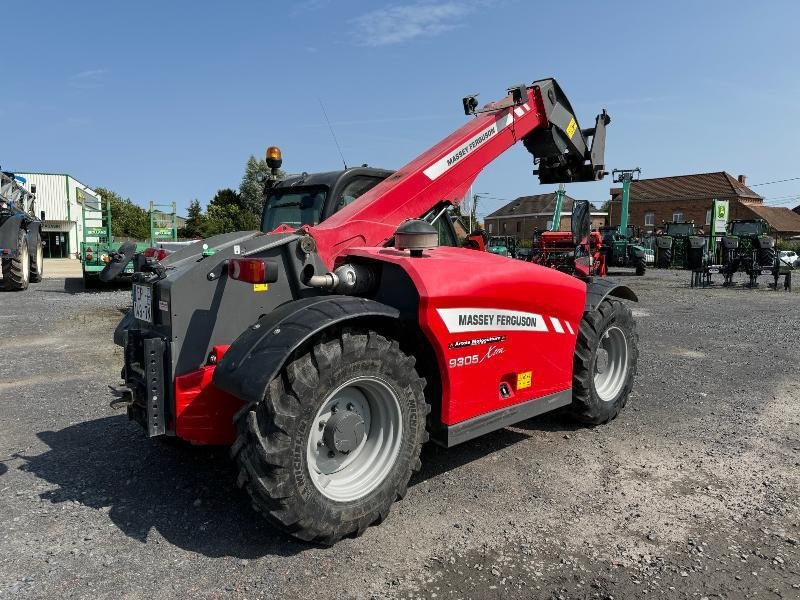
<box><xmin>304</xmin><ymin>79</ymin><xmax>610</xmax><ymax>267</ymax></box>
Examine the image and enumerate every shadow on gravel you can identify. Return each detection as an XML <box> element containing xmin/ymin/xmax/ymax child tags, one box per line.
<box><xmin>17</xmin><ymin>415</ymin><xmax>304</xmax><ymax>559</ymax></box>
<box><xmin>0</xmin><ymin>462</ymin><xmax>7</xmax><ymax>476</ymax></box>
<box><xmin>412</xmin><ymin>412</ymin><xmax>580</xmax><ymax>485</ymax></box>
<box><xmin>39</xmin><ymin>277</ymin><xmax>132</xmax><ymax>295</ymax></box>
<box><xmin>19</xmin><ymin>411</ymin><xmax>580</xmax><ymax>557</ymax></box>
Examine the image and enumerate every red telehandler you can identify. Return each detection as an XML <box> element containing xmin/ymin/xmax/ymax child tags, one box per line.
<box><xmin>105</xmin><ymin>79</ymin><xmax>638</xmax><ymax>544</ymax></box>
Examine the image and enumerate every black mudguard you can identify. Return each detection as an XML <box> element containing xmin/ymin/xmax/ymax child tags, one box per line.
<box><xmin>213</xmin><ymin>295</ymin><xmax>399</xmax><ymax>406</ymax></box>
<box><xmin>584</xmin><ymin>277</ymin><xmax>638</xmax><ymax>312</ymax></box>
<box><xmin>0</xmin><ymin>214</ymin><xmax>26</xmax><ymax>250</ymax></box>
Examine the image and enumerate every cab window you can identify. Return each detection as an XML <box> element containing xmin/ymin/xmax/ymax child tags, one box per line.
<box><xmin>336</xmin><ymin>177</ymin><xmax>385</xmax><ymax>210</ymax></box>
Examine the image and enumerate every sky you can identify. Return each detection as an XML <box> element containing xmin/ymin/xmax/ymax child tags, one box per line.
<box><xmin>4</xmin><ymin>0</ymin><xmax>800</xmax><ymax>220</ymax></box>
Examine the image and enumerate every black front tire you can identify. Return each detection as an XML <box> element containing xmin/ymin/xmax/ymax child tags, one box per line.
<box><xmin>1</xmin><ymin>229</ymin><xmax>30</xmax><ymax>291</ymax></box>
<box><xmin>569</xmin><ymin>298</ymin><xmax>638</xmax><ymax>425</ymax></box>
<box><xmin>232</xmin><ymin>329</ymin><xmax>429</xmax><ymax>545</ymax></box>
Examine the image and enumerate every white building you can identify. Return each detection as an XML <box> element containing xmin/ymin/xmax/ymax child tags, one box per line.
<box><xmin>16</xmin><ymin>172</ymin><xmax>102</xmax><ymax>259</ymax></box>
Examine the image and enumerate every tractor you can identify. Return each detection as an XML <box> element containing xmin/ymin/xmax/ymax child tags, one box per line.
<box><xmin>720</xmin><ymin>219</ymin><xmax>776</xmax><ymax>287</ymax></box>
<box><xmin>655</xmin><ymin>221</ymin><xmax>703</xmax><ymax>269</ymax></box>
<box><xmin>0</xmin><ymin>170</ymin><xmax>43</xmax><ymax>290</ymax></box>
<box><xmin>104</xmin><ymin>79</ymin><xmax>638</xmax><ymax>545</ymax></box>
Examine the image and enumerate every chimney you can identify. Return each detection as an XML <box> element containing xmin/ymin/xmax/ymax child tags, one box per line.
<box><xmin>738</xmin><ymin>174</ymin><xmax>746</xmax><ymax>185</ymax></box>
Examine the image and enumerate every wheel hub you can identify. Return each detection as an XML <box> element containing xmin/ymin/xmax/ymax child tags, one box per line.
<box><xmin>322</xmin><ymin>408</ymin><xmax>365</xmax><ymax>454</ymax></box>
<box><xmin>306</xmin><ymin>377</ymin><xmax>403</xmax><ymax>502</ymax></box>
<box><xmin>593</xmin><ymin>326</ymin><xmax>628</xmax><ymax>402</ymax></box>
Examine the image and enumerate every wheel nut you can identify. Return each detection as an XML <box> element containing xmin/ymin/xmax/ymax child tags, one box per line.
<box><xmin>346</xmin><ymin>403</ymin><xmax>354</xmax><ymax>411</ymax></box>
<box><xmin>328</xmin><ymin>450</ymin><xmax>335</xmax><ymax>458</ymax></box>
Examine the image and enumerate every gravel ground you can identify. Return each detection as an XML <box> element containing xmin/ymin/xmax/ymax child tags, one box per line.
<box><xmin>1</xmin><ymin>269</ymin><xmax>798</xmax><ymax>599</ymax></box>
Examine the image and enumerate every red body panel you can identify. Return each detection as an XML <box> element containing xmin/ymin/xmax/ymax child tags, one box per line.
<box><xmin>174</xmin><ymin>345</ymin><xmax>242</xmax><ymax>445</ymax></box>
<box><xmin>307</xmin><ymin>91</ymin><xmax>549</xmax><ymax>268</ymax></box>
<box><xmin>345</xmin><ymin>246</ymin><xmax>587</xmax><ymax>425</ymax></box>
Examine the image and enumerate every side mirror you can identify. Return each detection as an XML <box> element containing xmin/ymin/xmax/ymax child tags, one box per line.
<box><xmin>571</xmin><ymin>200</ymin><xmax>591</xmax><ymax>245</ymax></box>
<box><xmin>40</xmin><ymin>210</ymin><xmax>46</xmax><ymax>221</ymax></box>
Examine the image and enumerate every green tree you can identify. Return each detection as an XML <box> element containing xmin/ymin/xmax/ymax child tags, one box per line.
<box><xmin>201</xmin><ymin>188</ymin><xmax>259</xmax><ymax>237</ymax></box>
<box><xmin>180</xmin><ymin>199</ymin><xmax>205</xmax><ymax>239</ymax></box>
<box><xmin>239</xmin><ymin>155</ymin><xmax>271</xmax><ymax>218</ymax></box>
<box><xmin>95</xmin><ymin>186</ymin><xmax>149</xmax><ymax>240</ymax></box>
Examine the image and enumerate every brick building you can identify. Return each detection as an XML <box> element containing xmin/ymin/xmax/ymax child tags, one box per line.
<box><xmin>484</xmin><ymin>193</ymin><xmax>607</xmax><ymax>240</ymax></box>
<box><xmin>607</xmin><ymin>171</ymin><xmax>800</xmax><ymax>237</ymax></box>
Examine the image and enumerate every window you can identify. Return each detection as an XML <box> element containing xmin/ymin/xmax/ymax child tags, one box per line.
<box><xmin>644</xmin><ymin>212</ymin><xmax>655</xmax><ymax>226</ymax></box>
<box><xmin>516</xmin><ymin>221</ymin><xmax>521</xmax><ymax>233</ymax></box>
<box><xmin>502</xmin><ymin>222</ymin><xmax>507</xmax><ymax>233</ymax></box>
<box><xmin>335</xmin><ymin>176</ymin><xmax>384</xmax><ymax>210</ymax></box>
<box><xmin>546</xmin><ymin>220</ymin><xmax>553</xmax><ymax>230</ymax></box>
<box><xmin>487</xmin><ymin>222</ymin><xmax>493</xmax><ymax>233</ymax></box>
<box><xmin>705</xmin><ymin>209</ymin><xmax>711</xmax><ymax>225</ymax></box>
<box><xmin>261</xmin><ymin>187</ymin><xmax>327</xmax><ymax>231</ymax></box>
<box><xmin>672</xmin><ymin>211</ymin><xmax>684</xmax><ymax>222</ymax></box>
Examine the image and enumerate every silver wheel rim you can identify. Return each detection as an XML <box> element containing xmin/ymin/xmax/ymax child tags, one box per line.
<box><xmin>36</xmin><ymin>243</ymin><xmax>43</xmax><ymax>274</ymax></box>
<box><xmin>306</xmin><ymin>376</ymin><xmax>403</xmax><ymax>502</ymax></box>
<box><xmin>20</xmin><ymin>241</ymin><xmax>29</xmax><ymax>282</ymax></box>
<box><xmin>593</xmin><ymin>325</ymin><xmax>628</xmax><ymax>402</ymax></box>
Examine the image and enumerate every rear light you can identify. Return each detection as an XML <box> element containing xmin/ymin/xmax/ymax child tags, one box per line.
<box><xmin>142</xmin><ymin>247</ymin><xmax>168</xmax><ymax>261</ymax></box>
<box><xmin>228</xmin><ymin>258</ymin><xmax>266</xmax><ymax>283</ymax></box>
<box><xmin>227</xmin><ymin>258</ymin><xmax>276</xmax><ymax>283</ymax></box>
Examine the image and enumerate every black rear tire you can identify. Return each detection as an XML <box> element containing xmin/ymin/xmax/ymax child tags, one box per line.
<box><xmin>232</xmin><ymin>329</ymin><xmax>429</xmax><ymax>545</ymax></box>
<box><xmin>657</xmin><ymin>247</ymin><xmax>672</xmax><ymax>268</ymax></box>
<box><xmin>635</xmin><ymin>259</ymin><xmax>646</xmax><ymax>276</ymax></box>
<box><xmin>569</xmin><ymin>299</ymin><xmax>638</xmax><ymax>425</ymax></box>
<box><xmin>1</xmin><ymin>229</ymin><xmax>30</xmax><ymax>291</ymax></box>
<box><xmin>29</xmin><ymin>231</ymin><xmax>43</xmax><ymax>283</ymax></box>
<box><xmin>758</xmin><ymin>246</ymin><xmax>775</xmax><ymax>268</ymax></box>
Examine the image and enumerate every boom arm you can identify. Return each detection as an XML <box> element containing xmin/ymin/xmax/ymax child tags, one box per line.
<box><xmin>305</xmin><ymin>78</ymin><xmax>610</xmax><ymax>267</ymax></box>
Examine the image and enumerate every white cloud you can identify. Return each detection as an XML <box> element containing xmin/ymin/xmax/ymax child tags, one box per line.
<box><xmin>352</xmin><ymin>1</ymin><xmax>473</xmax><ymax>47</ymax></box>
<box><xmin>72</xmin><ymin>68</ymin><xmax>108</xmax><ymax>80</ymax></box>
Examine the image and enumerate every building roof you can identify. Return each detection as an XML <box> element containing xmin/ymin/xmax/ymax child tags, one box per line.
<box><xmin>610</xmin><ymin>171</ymin><xmax>763</xmax><ymax>202</ymax></box>
<box><xmin>485</xmin><ymin>193</ymin><xmax>595</xmax><ymax>218</ymax></box>
<box><xmin>745</xmin><ymin>205</ymin><xmax>800</xmax><ymax>234</ymax></box>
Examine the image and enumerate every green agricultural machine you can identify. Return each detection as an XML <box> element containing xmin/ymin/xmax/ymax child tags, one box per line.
<box><xmin>80</xmin><ymin>190</ymin><xmax>148</xmax><ymax>286</ymax></box>
<box><xmin>654</xmin><ymin>221</ymin><xmax>702</xmax><ymax>269</ymax></box>
<box><xmin>487</xmin><ymin>235</ymin><xmax>517</xmax><ymax>258</ymax></box>
<box><xmin>601</xmin><ymin>168</ymin><xmax>647</xmax><ymax>275</ymax></box>
<box><xmin>720</xmin><ymin>219</ymin><xmax>776</xmax><ymax>287</ymax></box>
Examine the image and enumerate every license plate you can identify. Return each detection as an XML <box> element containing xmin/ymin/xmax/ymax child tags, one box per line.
<box><xmin>133</xmin><ymin>284</ymin><xmax>152</xmax><ymax>323</ymax></box>
<box><xmin>708</xmin><ymin>267</ymin><xmax>719</xmax><ymax>274</ymax></box>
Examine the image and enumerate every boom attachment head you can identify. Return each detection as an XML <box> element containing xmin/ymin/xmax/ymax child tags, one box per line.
<box><xmin>525</xmin><ymin>79</ymin><xmax>610</xmax><ymax>184</ymax></box>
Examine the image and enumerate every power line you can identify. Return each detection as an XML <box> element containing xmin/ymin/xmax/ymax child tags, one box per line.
<box><xmin>749</xmin><ymin>176</ymin><xmax>800</xmax><ymax>187</ymax></box>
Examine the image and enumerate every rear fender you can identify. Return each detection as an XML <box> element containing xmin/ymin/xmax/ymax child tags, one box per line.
<box><xmin>0</xmin><ymin>214</ymin><xmax>26</xmax><ymax>251</ymax></box>
<box><xmin>584</xmin><ymin>277</ymin><xmax>638</xmax><ymax>312</ymax></box>
<box><xmin>212</xmin><ymin>296</ymin><xmax>399</xmax><ymax>405</ymax></box>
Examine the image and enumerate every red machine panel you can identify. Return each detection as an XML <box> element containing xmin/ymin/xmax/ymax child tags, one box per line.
<box><xmin>345</xmin><ymin>246</ymin><xmax>587</xmax><ymax>425</ymax></box>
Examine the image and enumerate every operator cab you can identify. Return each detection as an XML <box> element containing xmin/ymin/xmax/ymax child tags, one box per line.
<box><xmin>261</xmin><ymin>167</ymin><xmax>392</xmax><ymax>231</ymax></box>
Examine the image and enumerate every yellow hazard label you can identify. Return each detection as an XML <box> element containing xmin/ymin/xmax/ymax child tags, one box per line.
<box><xmin>516</xmin><ymin>371</ymin><xmax>532</xmax><ymax>390</ymax></box>
<box><xmin>566</xmin><ymin>118</ymin><xmax>578</xmax><ymax>139</ymax></box>
<box><xmin>252</xmin><ymin>283</ymin><xmax>269</xmax><ymax>292</ymax></box>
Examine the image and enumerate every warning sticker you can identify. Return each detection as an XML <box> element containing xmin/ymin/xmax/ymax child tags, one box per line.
<box><xmin>566</xmin><ymin>118</ymin><xmax>578</xmax><ymax>139</ymax></box>
<box><xmin>516</xmin><ymin>371</ymin><xmax>532</xmax><ymax>390</ymax></box>
<box><xmin>252</xmin><ymin>283</ymin><xmax>269</xmax><ymax>292</ymax></box>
